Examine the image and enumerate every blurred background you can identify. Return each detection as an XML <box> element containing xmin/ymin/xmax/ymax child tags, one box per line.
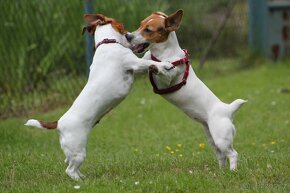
<box><xmin>0</xmin><ymin>0</ymin><xmax>289</xmax><ymax>119</ymax></box>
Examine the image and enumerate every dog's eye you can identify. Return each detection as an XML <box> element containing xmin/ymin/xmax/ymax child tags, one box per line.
<box><xmin>144</xmin><ymin>28</ymin><xmax>152</xmax><ymax>33</ymax></box>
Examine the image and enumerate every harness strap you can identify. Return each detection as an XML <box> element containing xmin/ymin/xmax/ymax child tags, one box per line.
<box><xmin>149</xmin><ymin>49</ymin><xmax>190</xmax><ymax>95</ymax></box>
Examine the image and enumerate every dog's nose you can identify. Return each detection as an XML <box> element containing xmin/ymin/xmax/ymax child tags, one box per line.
<box><xmin>125</xmin><ymin>33</ymin><xmax>133</xmax><ymax>42</ymax></box>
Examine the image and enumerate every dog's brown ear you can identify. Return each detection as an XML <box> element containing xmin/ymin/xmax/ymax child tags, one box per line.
<box><xmin>83</xmin><ymin>14</ymin><xmax>106</xmax><ymax>35</ymax></box>
<box><xmin>82</xmin><ymin>25</ymin><xmax>96</xmax><ymax>35</ymax></box>
<box><xmin>165</xmin><ymin>9</ymin><xmax>183</xmax><ymax>32</ymax></box>
<box><xmin>84</xmin><ymin>14</ymin><xmax>105</xmax><ymax>25</ymax></box>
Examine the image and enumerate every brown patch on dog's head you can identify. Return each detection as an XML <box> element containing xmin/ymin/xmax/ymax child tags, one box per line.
<box><xmin>136</xmin><ymin>9</ymin><xmax>183</xmax><ymax>43</ymax></box>
<box><xmin>82</xmin><ymin>13</ymin><xmax>127</xmax><ymax>35</ymax></box>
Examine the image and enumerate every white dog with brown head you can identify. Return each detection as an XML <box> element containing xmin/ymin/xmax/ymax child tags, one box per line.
<box><xmin>126</xmin><ymin>10</ymin><xmax>246</xmax><ymax>170</ymax></box>
<box><xmin>25</xmin><ymin>13</ymin><xmax>173</xmax><ymax>180</ymax></box>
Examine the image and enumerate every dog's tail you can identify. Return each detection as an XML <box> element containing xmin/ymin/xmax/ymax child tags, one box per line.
<box><xmin>24</xmin><ymin>119</ymin><xmax>58</xmax><ymax>130</ymax></box>
<box><xmin>228</xmin><ymin>99</ymin><xmax>247</xmax><ymax>117</ymax></box>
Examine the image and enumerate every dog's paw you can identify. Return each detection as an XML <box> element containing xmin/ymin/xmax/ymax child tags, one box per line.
<box><xmin>66</xmin><ymin>168</ymin><xmax>82</xmax><ymax>181</ymax></box>
<box><xmin>67</xmin><ymin>171</ymin><xmax>82</xmax><ymax>181</ymax></box>
<box><xmin>149</xmin><ymin>65</ymin><xmax>159</xmax><ymax>74</ymax></box>
<box><xmin>164</xmin><ymin>63</ymin><xmax>175</xmax><ymax>71</ymax></box>
<box><xmin>158</xmin><ymin>62</ymin><xmax>174</xmax><ymax>75</ymax></box>
<box><xmin>78</xmin><ymin>171</ymin><xmax>86</xmax><ymax>179</ymax></box>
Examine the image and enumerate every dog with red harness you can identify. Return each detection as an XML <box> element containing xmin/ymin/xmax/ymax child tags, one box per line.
<box><xmin>126</xmin><ymin>10</ymin><xmax>247</xmax><ymax>170</ymax></box>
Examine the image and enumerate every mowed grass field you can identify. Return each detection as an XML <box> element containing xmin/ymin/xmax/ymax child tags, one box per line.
<box><xmin>1</xmin><ymin>61</ymin><xmax>290</xmax><ymax>192</ymax></box>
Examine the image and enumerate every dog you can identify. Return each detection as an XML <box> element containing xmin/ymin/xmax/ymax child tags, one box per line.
<box><xmin>126</xmin><ymin>10</ymin><xmax>247</xmax><ymax>170</ymax></box>
<box><xmin>25</xmin><ymin>13</ymin><xmax>173</xmax><ymax>180</ymax></box>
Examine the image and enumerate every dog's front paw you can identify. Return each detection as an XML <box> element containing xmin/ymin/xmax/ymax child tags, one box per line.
<box><xmin>164</xmin><ymin>63</ymin><xmax>175</xmax><ymax>71</ymax></box>
<box><xmin>149</xmin><ymin>65</ymin><xmax>159</xmax><ymax>74</ymax></box>
<box><xmin>158</xmin><ymin>62</ymin><xmax>174</xmax><ymax>75</ymax></box>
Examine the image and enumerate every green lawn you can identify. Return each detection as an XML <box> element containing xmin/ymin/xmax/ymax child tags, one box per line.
<box><xmin>1</xmin><ymin>61</ymin><xmax>290</xmax><ymax>193</ymax></box>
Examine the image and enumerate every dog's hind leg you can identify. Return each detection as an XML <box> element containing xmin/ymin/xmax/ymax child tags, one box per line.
<box><xmin>65</xmin><ymin>148</ymin><xmax>86</xmax><ymax>180</ymax></box>
<box><xmin>208</xmin><ymin>118</ymin><xmax>238</xmax><ymax>170</ymax></box>
<box><xmin>61</xmin><ymin>133</ymin><xmax>88</xmax><ymax>180</ymax></box>
<box><xmin>64</xmin><ymin>156</ymin><xmax>85</xmax><ymax>178</ymax></box>
<box><xmin>226</xmin><ymin>147</ymin><xmax>238</xmax><ymax>170</ymax></box>
<box><xmin>202</xmin><ymin>123</ymin><xmax>226</xmax><ymax>168</ymax></box>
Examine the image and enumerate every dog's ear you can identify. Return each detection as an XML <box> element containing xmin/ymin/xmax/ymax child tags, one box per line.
<box><xmin>82</xmin><ymin>14</ymin><xmax>106</xmax><ymax>35</ymax></box>
<box><xmin>82</xmin><ymin>25</ymin><xmax>96</xmax><ymax>35</ymax></box>
<box><xmin>164</xmin><ymin>9</ymin><xmax>183</xmax><ymax>32</ymax></box>
<box><xmin>84</xmin><ymin>14</ymin><xmax>105</xmax><ymax>25</ymax></box>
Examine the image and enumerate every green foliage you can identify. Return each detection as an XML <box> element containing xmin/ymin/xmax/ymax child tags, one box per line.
<box><xmin>1</xmin><ymin>62</ymin><xmax>290</xmax><ymax>192</ymax></box>
<box><xmin>91</xmin><ymin>0</ymin><xmax>169</xmax><ymax>31</ymax></box>
<box><xmin>0</xmin><ymin>0</ymin><xmax>85</xmax><ymax>94</ymax></box>
<box><xmin>174</xmin><ymin>0</ymin><xmax>248</xmax><ymax>58</ymax></box>
<box><xmin>0</xmin><ymin>0</ymin><xmax>168</xmax><ymax>118</ymax></box>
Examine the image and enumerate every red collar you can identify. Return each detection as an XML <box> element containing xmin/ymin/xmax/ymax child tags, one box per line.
<box><xmin>95</xmin><ymin>38</ymin><xmax>119</xmax><ymax>49</ymax></box>
<box><xmin>149</xmin><ymin>49</ymin><xmax>190</xmax><ymax>95</ymax></box>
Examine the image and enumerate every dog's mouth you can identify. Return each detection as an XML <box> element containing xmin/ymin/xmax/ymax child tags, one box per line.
<box><xmin>130</xmin><ymin>43</ymin><xmax>150</xmax><ymax>53</ymax></box>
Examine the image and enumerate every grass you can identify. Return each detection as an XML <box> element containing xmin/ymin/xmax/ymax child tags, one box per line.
<box><xmin>1</xmin><ymin>61</ymin><xmax>290</xmax><ymax>192</ymax></box>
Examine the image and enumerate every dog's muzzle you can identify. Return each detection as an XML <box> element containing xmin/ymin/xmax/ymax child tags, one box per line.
<box><xmin>126</xmin><ymin>32</ymin><xmax>150</xmax><ymax>53</ymax></box>
<box><xmin>125</xmin><ymin>33</ymin><xmax>133</xmax><ymax>42</ymax></box>
<box><xmin>130</xmin><ymin>43</ymin><xmax>150</xmax><ymax>53</ymax></box>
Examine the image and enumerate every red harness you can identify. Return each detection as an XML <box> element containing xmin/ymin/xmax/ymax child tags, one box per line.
<box><xmin>149</xmin><ymin>49</ymin><xmax>190</xmax><ymax>95</ymax></box>
<box><xmin>95</xmin><ymin>38</ymin><xmax>119</xmax><ymax>49</ymax></box>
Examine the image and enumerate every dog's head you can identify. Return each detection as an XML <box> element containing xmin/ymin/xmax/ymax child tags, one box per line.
<box><xmin>126</xmin><ymin>9</ymin><xmax>183</xmax><ymax>53</ymax></box>
<box><xmin>82</xmin><ymin>13</ymin><xmax>127</xmax><ymax>36</ymax></box>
